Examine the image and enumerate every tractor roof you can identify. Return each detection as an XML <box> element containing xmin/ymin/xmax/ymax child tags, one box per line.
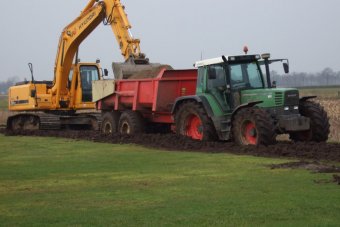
<box><xmin>194</xmin><ymin>57</ymin><xmax>225</xmax><ymax>67</ymax></box>
<box><xmin>194</xmin><ymin>54</ymin><xmax>261</xmax><ymax>68</ymax></box>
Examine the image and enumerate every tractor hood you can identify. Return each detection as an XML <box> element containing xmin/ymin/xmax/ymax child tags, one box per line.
<box><xmin>240</xmin><ymin>88</ymin><xmax>300</xmax><ymax>108</ymax></box>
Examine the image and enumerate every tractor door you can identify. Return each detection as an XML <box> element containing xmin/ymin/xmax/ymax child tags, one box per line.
<box><xmin>206</xmin><ymin>64</ymin><xmax>232</xmax><ymax>112</ymax></box>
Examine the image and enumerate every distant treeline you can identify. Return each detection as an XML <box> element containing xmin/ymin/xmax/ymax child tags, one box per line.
<box><xmin>272</xmin><ymin>68</ymin><xmax>340</xmax><ymax>88</ymax></box>
<box><xmin>0</xmin><ymin>77</ymin><xmax>19</xmax><ymax>95</ymax></box>
<box><xmin>1</xmin><ymin>68</ymin><xmax>340</xmax><ymax>94</ymax></box>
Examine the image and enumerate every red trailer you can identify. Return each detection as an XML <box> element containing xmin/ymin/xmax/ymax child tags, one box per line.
<box><xmin>94</xmin><ymin>67</ymin><xmax>198</xmax><ymax>134</ymax></box>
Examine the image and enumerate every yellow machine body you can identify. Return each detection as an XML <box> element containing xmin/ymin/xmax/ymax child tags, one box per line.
<box><xmin>8</xmin><ymin>0</ymin><xmax>147</xmax><ymax>113</ymax></box>
<box><xmin>8</xmin><ymin>63</ymin><xmax>100</xmax><ymax>112</ymax></box>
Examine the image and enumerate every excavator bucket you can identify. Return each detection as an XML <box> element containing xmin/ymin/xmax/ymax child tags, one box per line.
<box><xmin>112</xmin><ymin>61</ymin><xmax>173</xmax><ymax>79</ymax></box>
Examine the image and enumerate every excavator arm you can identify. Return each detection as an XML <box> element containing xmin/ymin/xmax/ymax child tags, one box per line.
<box><xmin>81</xmin><ymin>0</ymin><xmax>146</xmax><ymax>62</ymax></box>
<box><xmin>52</xmin><ymin>0</ymin><xmax>147</xmax><ymax>107</ymax></box>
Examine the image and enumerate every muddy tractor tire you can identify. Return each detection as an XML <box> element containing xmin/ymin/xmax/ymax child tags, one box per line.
<box><xmin>101</xmin><ymin>112</ymin><xmax>120</xmax><ymax>135</ymax></box>
<box><xmin>232</xmin><ymin>108</ymin><xmax>276</xmax><ymax>146</ymax></box>
<box><xmin>118</xmin><ymin>111</ymin><xmax>145</xmax><ymax>135</ymax></box>
<box><xmin>290</xmin><ymin>101</ymin><xmax>330</xmax><ymax>142</ymax></box>
<box><xmin>175</xmin><ymin>101</ymin><xmax>217</xmax><ymax>141</ymax></box>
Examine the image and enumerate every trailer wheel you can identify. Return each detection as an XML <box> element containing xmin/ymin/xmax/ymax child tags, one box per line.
<box><xmin>101</xmin><ymin>112</ymin><xmax>120</xmax><ymax>135</ymax></box>
<box><xmin>232</xmin><ymin>108</ymin><xmax>276</xmax><ymax>146</ymax></box>
<box><xmin>290</xmin><ymin>101</ymin><xmax>330</xmax><ymax>142</ymax></box>
<box><xmin>118</xmin><ymin>111</ymin><xmax>145</xmax><ymax>135</ymax></box>
<box><xmin>175</xmin><ymin>101</ymin><xmax>217</xmax><ymax>140</ymax></box>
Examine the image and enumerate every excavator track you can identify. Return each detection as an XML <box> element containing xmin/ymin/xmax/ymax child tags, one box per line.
<box><xmin>86</xmin><ymin>112</ymin><xmax>102</xmax><ymax>131</ymax></box>
<box><xmin>75</xmin><ymin>112</ymin><xmax>102</xmax><ymax>131</ymax></box>
<box><xmin>38</xmin><ymin>113</ymin><xmax>61</xmax><ymax>130</ymax></box>
<box><xmin>7</xmin><ymin>111</ymin><xmax>102</xmax><ymax>131</ymax></box>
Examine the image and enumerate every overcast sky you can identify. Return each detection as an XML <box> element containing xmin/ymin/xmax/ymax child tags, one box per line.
<box><xmin>0</xmin><ymin>0</ymin><xmax>339</xmax><ymax>81</ymax></box>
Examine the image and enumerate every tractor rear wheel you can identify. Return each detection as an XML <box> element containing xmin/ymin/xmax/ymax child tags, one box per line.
<box><xmin>290</xmin><ymin>101</ymin><xmax>330</xmax><ymax>142</ymax></box>
<box><xmin>232</xmin><ymin>108</ymin><xmax>276</xmax><ymax>146</ymax></box>
<box><xmin>101</xmin><ymin>112</ymin><xmax>120</xmax><ymax>135</ymax></box>
<box><xmin>175</xmin><ymin>101</ymin><xmax>217</xmax><ymax>141</ymax></box>
<box><xmin>118</xmin><ymin>111</ymin><xmax>145</xmax><ymax>135</ymax></box>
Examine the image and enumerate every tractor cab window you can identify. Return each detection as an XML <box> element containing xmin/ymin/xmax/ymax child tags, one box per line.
<box><xmin>229</xmin><ymin>62</ymin><xmax>264</xmax><ymax>90</ymax></box>
<box><xmin>80</xmin><ymin>65</ymin><xmax>99</xmax><ymax>102</ymax></box>
<box><xmin>207</xmin><ymin>64</ymin><xmax>227</xmax><ymax>90</ymax></box>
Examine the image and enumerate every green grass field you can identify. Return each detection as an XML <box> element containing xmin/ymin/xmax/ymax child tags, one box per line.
<box><xmin>0</xmin><ymin>96</ymin><xmax>9</xmax><ymax>125</ymax></box>
<box><xmin>0</xmin><ymin>135</ymin><xmax>339</xmax><ymax>226</ymax></box>
<box><xmin>299</xmin><ymin>86</ymin><xmax>340</xmax><ymax>99</ymax></box>
<box><xmin>0</xmin><ymin>95</ymin><xmax>7</xmax><ymax>110</ymax></box>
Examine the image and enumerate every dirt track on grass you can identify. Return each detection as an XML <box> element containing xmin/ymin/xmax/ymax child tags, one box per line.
<box><xmin>2</xmin><ymin>129</ymin><xmax>340</xmax><ymax>162</ymax></box>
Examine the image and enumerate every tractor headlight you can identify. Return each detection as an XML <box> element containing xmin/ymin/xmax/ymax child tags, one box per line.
<box><xmin>294</xmin><ymin>106</ymin><xmax>299</xmax><ymax>110</ymax></box>
<box><xmin>284</xmin><ymin>107</ymin><xmax>289</xmax><ymax>111</ymax></box>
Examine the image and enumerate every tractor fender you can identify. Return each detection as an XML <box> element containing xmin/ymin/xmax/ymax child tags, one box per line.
<box><xmin>231</xmin><ymin>101</ymin><xmax>263</xmax><ymax>121</ymax></box>
<box><xmin>171</xmin><ymin>95</ymin><xmax>214</xmax><ymax>117</ymax></box>
<box><xmin>300</xmin><ymin>96</ymin><xmax>317</xmax><ymax>102</ymax></box>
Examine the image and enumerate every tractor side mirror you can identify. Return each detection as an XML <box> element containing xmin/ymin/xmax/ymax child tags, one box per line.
<box><xmin>283</xmin><ymin>63</ymin><xmax>289</xmax><ymax>74</ymax></box>
<box><xmin>104</xmin><ymin>69</ymin><xmax>109</xmax><ymax>77</ymax></box>
<box><xmin>208</xmin><ymin>67</ymin><xmax>217</xmax><ymax>79</ymax></box>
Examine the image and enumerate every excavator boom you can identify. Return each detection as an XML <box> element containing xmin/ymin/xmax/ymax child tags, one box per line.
<box><xmin>53</xmin><ymin>0</ymin><xmax>148</xmax><ymax>108</ymax></box>
<box><xmin>8</xmin><ymin>0</ymin><xmax>155</xmax><ymax>131</ymax></box>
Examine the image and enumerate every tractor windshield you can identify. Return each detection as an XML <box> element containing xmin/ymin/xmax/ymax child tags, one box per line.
<box><xmin>229</xmin><ymin>62</ymin><xmax>264</xmax><ymax>90</ymax></box>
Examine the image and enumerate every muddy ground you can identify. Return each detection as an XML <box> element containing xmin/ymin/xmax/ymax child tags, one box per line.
<box><xmin>2</xmin><ymin>129</ymin><xmax>340</xmax><ymax>163</ymax></box>
<box><xmin>270</xmin><ymin>161</ymin><xmax>340</xmax><ymax>184</ymax></box>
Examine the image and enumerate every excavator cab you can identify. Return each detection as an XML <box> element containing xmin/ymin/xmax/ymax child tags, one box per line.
<box><xmin>80</xmin><ymin>65</ymin><xmax>99</xmax><ymax>102</ymax></box>
<box><xmin>68</xmin><ymin>63</ymin><xmax>101</xmax><ymax>109</ymax></box>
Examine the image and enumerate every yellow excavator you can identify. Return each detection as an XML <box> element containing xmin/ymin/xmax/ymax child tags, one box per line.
<box><xmin>7</xmin><ymin>0</ymin><xmax>154</xmax><ymax>130</ymax></box>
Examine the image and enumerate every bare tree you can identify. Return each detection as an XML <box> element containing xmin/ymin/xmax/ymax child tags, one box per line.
<box><xmin>272</xmin><ymin>68</ymin><xmax>340</xmax><ymax>87</ymax></box>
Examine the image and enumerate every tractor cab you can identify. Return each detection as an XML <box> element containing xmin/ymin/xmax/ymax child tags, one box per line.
<box><xmin>195</xmin><ymin>54</ymin><xmax>295</xmax><ymax>112</ymax></box>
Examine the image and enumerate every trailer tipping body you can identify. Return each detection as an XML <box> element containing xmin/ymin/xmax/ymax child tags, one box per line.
<box><xmin>95</xmin><ymin>68</ymin><xmax>197</xmax><ymax>123</ymax></box>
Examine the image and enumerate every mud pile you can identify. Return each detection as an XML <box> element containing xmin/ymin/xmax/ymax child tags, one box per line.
<box><xmin>270</xmin><ymin>161</ymin><xmax>340</xmax><ymax>173</ymax></box>
<box><xmin>3</xmin><ymin>129</ymin><xmax>340</xmax><ymax>162</ymax></box>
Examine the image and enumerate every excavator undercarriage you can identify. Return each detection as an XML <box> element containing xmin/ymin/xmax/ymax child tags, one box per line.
<box><xmin>7</xmin><ymin>111</ymin><xmax>102</xmax><ymax>131</ymax></box>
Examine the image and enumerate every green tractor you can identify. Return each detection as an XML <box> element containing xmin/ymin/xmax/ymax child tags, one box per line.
<box><xmin>173</xmin><ymin>53</ymin><xmax>330</xmax><ymax>145</ymax></box>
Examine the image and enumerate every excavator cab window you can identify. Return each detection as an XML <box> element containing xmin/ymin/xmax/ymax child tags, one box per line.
<box><xmin>80</xmin><ymin>65</ymin><xmax>99</xmax><ymax>102</ymax></box>
<box><xmin>68</xmin><ymin>69</ymin><xmax>74</xmax><ymax>89</ymax></box>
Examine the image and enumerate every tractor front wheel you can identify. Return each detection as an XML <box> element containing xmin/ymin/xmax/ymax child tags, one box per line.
<box><xmin>232</xmin><ymin>108</ymin><xmax>276</xmax><ymax>146</ymax></box>
<box><xmin>290</xmin><ymin>101</ymin><xmax>330</xmax><ymax>142</ymax></box>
